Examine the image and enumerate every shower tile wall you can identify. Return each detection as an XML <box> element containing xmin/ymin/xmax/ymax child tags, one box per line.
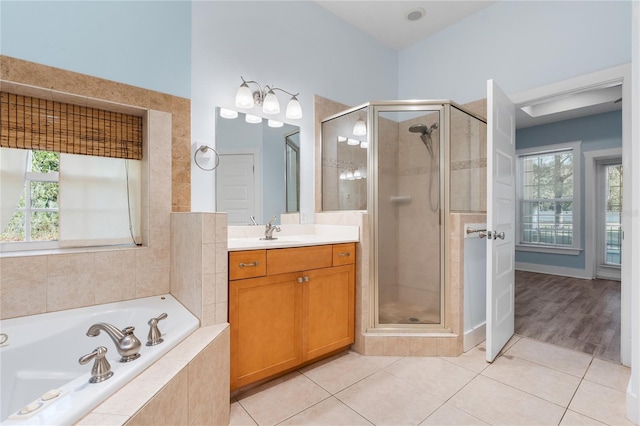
<box><xmin>450</xmin><ymin>104</ymin><xmax>487</xmax><ymax>213</ymax></box>
<box><xmin>377</xmin><ymin>116</ymin><xmax>400</xmax><ymax>304</ymax></box>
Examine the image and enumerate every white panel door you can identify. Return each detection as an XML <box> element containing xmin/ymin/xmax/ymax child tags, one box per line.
<box><xmin>216</xmin><ymin>154</ymin><xmax>256</xmax><ymax>225</ymax></box>
<box><xmin>486</xmin><ymin>80</ymin><xmax>516</xmax><ymax>362</ymax></box>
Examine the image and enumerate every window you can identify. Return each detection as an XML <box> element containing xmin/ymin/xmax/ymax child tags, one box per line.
<box><xmin>516</xmin><ymin>141</ymin><xmax>581</xmax><ymax>254</ymax></box>
<box><xmin>1</xmin><ymin>148</ymin><xmax>142</xmax><ymax>252</ymax></box>
<box><xmin>0</xmin><ymin>91</ymin><xmax>144</xmax><ymax>253</ymax></box>
<box><xmin>1</xmin><ymin>151</ymin><xmax>59</xmax><ymax>249</ymax></box>
<box><xmin>603</xmin><ymin>164</ymin><xmax>622</xmax><ymax>265</ymax></box>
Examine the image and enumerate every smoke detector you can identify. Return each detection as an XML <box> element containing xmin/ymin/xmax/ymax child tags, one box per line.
<box><xmin>406</xmin><ymin>7</ymin><xmax>426</xmax><ymax>22</ymax></box>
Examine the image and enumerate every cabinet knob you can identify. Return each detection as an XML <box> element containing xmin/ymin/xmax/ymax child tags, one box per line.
<box><xmin>303</xmin><ymin>276</ymin><xmax>310</xmax><ymax>282</ymax></box>
<box><xmin>297</xmin><ymin>277</ymin><xmax>303</xmax><ymax>283</ymax></box>
<box><xmin>239</xmin><ymin>261</ymin><xmax>259</xmax><ymax>268</ymax></box>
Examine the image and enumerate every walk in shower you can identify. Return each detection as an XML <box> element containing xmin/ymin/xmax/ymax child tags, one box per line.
<box><xmin>322</xmin><ymin>100</ymin><xmax>487</xmax><ymax>333</ymax></box>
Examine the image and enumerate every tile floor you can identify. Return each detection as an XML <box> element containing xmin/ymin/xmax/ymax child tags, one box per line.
<box><xmin>229</xmin><ymin>336</ymin><xmax>632</xmax><ymax>426</ymax></box>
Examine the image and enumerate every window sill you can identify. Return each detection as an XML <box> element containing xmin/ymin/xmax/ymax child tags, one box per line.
<box><xmin>0</xmin><ymin>243</ymin><xmax>145</xmax><ymax>259</ymax></box>
<box><xmin>516</xmin><ymin>244</ymin><xmax>582</xmax><ymax>256</ymax></box>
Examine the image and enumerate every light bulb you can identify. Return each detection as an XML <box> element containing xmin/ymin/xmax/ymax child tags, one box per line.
<box><xmin>268</xmin><ymin>119</ymin><xmax>283</xmax><ymax>128</ymax></box>
<box><xmin>285</xmin><ymin>96</ymin><xmax>302</xmax><ymax>119</ymax></box>
<box><xmin>262</xmin><ymin>90</ymin><xmax>280</xmax><ymax>114</ymax></box>
<box><xmin>360</xmin><ymin>141</ymin><xmax>368</xmax><ymax>149</ymax></box>
<box><xmin>347</xmin><ymin>138</ymin><xmax>360</xmax><ymax>146</ymax></box>
<box><xmin>235</xmin><ymin>82</ymin><xmax>254</xmax><ymax>109</ymax></box>
<box><xmin>337</xmin><ymin>136</ymin><xmax>347</xmax><ymax>143</ymax></box>
<box><xmin>219</xmin><ymin>108</ymin><xmax>238</xmax><ymax>119</ymax></box>
<box><xmin>353</xmin><ymin>119</ymin><xmax>367</xmax><ymax>136</ymax></box>
<box><xmin>245</xmin><ymin>114</ymin><xmax>262</xmax><ymax>124</ymax></box>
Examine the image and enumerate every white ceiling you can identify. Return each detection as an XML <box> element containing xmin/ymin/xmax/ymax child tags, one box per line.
<box><xmin>314</xmin><ymin>0</ymin><xmax>496</xmax><ymax>49</ymax></box>
<box><xmin>314</xmin><ymin>0</ymin><xmax>622</xmax><ymax>128</ymax></box>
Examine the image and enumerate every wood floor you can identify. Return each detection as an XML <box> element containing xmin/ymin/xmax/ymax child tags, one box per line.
<box><xmin>515</xmin><ymin>270</ymin><xmax>621</xmax><ymax>362</ymax></box>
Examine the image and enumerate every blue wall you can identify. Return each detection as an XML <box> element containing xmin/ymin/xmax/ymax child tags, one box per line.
<box><xmin>0</xmin><ymin>1</ymin><xmax>191</xmax><ymax>98</ymax></box>
<box><xmin>399</xmin><ymin>1</ymin><xmax>632</xmax><ymax>103</ymax></box>
<box><xmin>515</xmin><ymin>110</ymin><xmax>623</xmax><ymax>270</ymax></box>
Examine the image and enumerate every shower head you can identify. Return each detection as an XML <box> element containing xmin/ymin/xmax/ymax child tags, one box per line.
<box><xmin>408</xmin><ymin>123</ymin><xmax>438</xmax><ymax>157</ymax></box>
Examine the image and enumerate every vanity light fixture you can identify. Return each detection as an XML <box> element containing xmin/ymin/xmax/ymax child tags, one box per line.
<box><xmin>353</xmin><ymin>169</ymin><xmax>362</xmax><ymax>179</ymax></box>
<box><xmin>268</xmin><ymin>119</ymin><xmax>284</xmax><ymax>128</ymax></box>
<box><xmin>346</xmin><ymin>171</ymin><xmax>355</xmax><ymax>180</ymax></box>
<box><xmin>235</xmin><ymin>76</ymin><xmax>302</xmax><ymax>119</ymax></box>
<box><xmin>353</xmin><ymin>119</ymin><xmax>367</xmax><ymax>136</ymax></box>
<box><xmin>219</xmin><ymin>108</ymin><xmax>238</xmax><ymax>119</ymax></box>
<box><xmin>347</xmin><ymin>138</ymin><xmax>360</xmax><ymax>146</ymax></box>
<box><xmin>337</xmin><ymin>136</ymin><xmax>347</xmax><ymax>143</ymax></box>
<box><xmin>339</xmin><ymin>171</ymin><xmax>347</xmax><ymax>180</ymax></box>
<box><xmin>360</xmin><ymin>141</ymin><xmax>368</xmax><ymax>149</ymax></box>
<box><xmin>245</xmin><ymin>114</ymin><xmax>262</xmax><ymax>124</ymax></box>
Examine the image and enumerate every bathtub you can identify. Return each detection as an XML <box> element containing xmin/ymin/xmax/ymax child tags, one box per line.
<box><xmin>0</xmin><ymin>294</ymin><xmax>199</xmax><ymax>425</ymax></box>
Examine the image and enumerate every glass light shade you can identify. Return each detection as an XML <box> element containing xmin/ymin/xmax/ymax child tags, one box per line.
<box><xmin>359</xmin><ymin>167</ymin><xmax>367</xmax><ymax>178</ymax></box>
<box><xmin>347</xmin><ymin>138</ymin><xmax>360</xmax><ymax>146</ymax></box>
<box><xmin>353</xmin><ymin>169</ymin><xmax>362</xmax><ymax>179</ymax></box>
<box><xmin>219</xmin><ymin>108</ymin><xmax>238</xmax><ymax>119</ymax></box>
<box><xmin>353</xmin><ymin>119</ymin><xmax>367</xmax><ymax>136</ymax></box>
<box><xmin>245</xmin><ymin>114</ymin><xmax>262</xmax><ymax>124</ymax></box>
<box><xmin>360</xmin><ymin>141</ymin><xmax>368</xmax><ymax>149</ymax></box>
<box><xmin>337</xmin><ymin>136</ymin><xmax>347</xmax><ymax>143</ymax></box>
<box><xmin>346</xmin><ymin>171</ymin><xmax>354</xmax><ymax>180</ymax></box>
<box><xmin>262</xmin><ymin>90</ymin><xmax>280</xmax><ymax>114</ymax></box>
<box><xmin>285</xmin><ymin>96</ymin><xmax>302</xmax><ymax>119</ymax></box>
<box><xmin>235</xmin><ymin>83</ymin><xmax>254</xmax><ymax>109</ymax></box>
<box><xmin>339</xmin><ymin>172</ymin><xmax>346</xmax><ymax>180</ymax></box>
<box><xmin>268</xmin><ymin>119</ymin><xmax>284</xmax><ymax>128</ymax></box>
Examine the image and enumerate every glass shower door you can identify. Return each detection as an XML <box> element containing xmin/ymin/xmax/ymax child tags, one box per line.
<box><xmin>374</xmin><ymin>106</ymin><xmax>444</xmax><ymax>327</ymax></box>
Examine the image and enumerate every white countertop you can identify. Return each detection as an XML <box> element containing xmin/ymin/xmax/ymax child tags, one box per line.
<box><xmin>227</xmin><ymin>224</ymin><xmax>359</xmax><ymax>251</ymax></box>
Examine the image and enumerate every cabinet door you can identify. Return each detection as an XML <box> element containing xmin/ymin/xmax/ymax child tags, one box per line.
<box><xmin>303</xmin><ymin>264</ymin><xmax>355</xmax><ymax>361</ymax></box>
<box><xmin>229</xmin><ymin>272</ymin><xmax>302</xmax><ymax>389</ymax></box>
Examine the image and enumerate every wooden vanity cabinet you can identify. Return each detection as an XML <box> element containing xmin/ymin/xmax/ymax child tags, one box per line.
<box><xmin>229</xmin><ymin>243</ymin><xmax>355</xmax><ymax>390</ymax></box>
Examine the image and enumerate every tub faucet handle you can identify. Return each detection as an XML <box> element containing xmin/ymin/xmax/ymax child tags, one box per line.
<box><xmin>79</xmin><ymin>346</ymin><xmax>114</xmax><ymax>383</ymax></box>
<box><xmin>146</xmin><ymin>313</ymin><xmax>168</xmax><ymax>346</ymax></box>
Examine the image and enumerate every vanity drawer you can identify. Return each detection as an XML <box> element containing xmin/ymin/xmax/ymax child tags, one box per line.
<box><xmin>267</xmin><ymin>245</ymin><xmax>333</xmax><ymax>275</ymax></box>
<box><xmin>229</xmin><ymin>250</ymin><xmax>267</xmax><ymax>280</ymax></box>
<box><xmin>333</xmin><ymin>243</ymin><xmax>356</xmax><ymax>266</ymax></box>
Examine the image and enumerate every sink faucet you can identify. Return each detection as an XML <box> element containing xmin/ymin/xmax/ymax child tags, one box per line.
<box><xmin>86</xmin><ymin>323</ymin><xmax>141</xmax><ymax>362</ymax></box>
<box><xmin>261</xmin><ymin>215</ymin><xmax>281</xmax><ymax>240</ymax></box>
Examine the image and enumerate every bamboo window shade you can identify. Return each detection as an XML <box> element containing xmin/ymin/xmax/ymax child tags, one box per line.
<box><xmin>0</xmin><ymin>92</ymin><xmax>142</xmax><ymax>160</ymax></box>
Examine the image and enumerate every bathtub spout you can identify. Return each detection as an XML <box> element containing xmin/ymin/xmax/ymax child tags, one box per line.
<box><xmin>86</xmin><ymin>323</ymin><xmax>141</xmax><ymax>362</ymax></box>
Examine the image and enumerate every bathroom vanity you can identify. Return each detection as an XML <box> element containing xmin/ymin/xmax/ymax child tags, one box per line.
<box><xmin>227</xmin><ymin>226</ymin><xmax>358</xmax><ymax>390</ymax></box>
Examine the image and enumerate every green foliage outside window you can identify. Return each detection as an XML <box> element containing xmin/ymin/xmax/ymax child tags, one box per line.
<box><xmin>0</xmin><ymin>151</ymin><xmax>59</xmax><ymax>242</ymax></box>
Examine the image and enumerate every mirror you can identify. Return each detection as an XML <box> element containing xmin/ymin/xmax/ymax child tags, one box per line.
<box><xmin>215</xmin><ymin>107</ymin><xmax>300</xmax><ymax>225</ymax></box>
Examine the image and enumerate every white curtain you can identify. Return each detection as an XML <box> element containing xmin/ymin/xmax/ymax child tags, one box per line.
<box><xmin>59</xmin><ymin>154</ymin><xmax>141</xmax><ymax>247</ymax></box>
<box><xmin>0</xmin><ymin>148</ymin><xmax>29</xmax><ymax>233</ymax></box>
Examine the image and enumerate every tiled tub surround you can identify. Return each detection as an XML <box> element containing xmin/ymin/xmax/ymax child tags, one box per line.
<box><xmin>171</xmin><ymin>212</ymin><xmax>229</xmax><ymax>327</ymax></box>
<box><xmin>0</xmin><ymin>109</ymin><xmax>173</xmax><ymax>320</ymax></box>
<box><xmin>1</xmin><ymin>295</ymin><xmax>199</xmax><ymax>425</ymax></box>
<box><xmin>77</xmin><ymin>324</ymin><xmax>230</xmax><ymax>426</ymax></box>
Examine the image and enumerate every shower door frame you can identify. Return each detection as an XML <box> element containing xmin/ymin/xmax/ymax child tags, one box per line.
<box><xmin>368</xmin><ymin>101</ymin><xmax>451</xmax><ymax>333</ymax></box>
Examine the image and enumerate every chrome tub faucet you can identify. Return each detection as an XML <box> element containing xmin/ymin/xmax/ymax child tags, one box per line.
<box><xmin>86</xmin><ymin>323</ymin><xmax>141</xmax><ymax>362</ymax></box>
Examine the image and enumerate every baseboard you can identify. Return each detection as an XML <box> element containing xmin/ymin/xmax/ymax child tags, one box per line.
<box><xmin>464</xmin><ymin>323</ymin><xmax>486</xmax><ymax>352</ymax></box>
<box><xmin>627</xmin><ymin>381</ymin><xmax>638</xmax><ymax>425</ymax></box>
<box><xmin>515</xmin><ymin>262</ymin><xmax>592</xmax><ymax>280</ymax></box>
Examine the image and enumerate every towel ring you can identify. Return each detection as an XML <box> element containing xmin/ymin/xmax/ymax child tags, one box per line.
<box><xmin>194</xmin><ymin>145</ymin><xmax>220</xmax><ymax>171</ymax></box>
